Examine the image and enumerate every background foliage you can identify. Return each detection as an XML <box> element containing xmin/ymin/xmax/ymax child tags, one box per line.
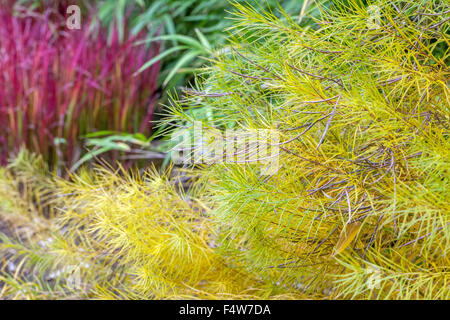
<box><xmin>0</xmin><ymin>2</ymin><xmax>161</xmax><ymax>171</ymax></box>
<box><xmin>97</xmin><ymin>0</ymin><xmax>324</xmax><ymax>91</ymax></box>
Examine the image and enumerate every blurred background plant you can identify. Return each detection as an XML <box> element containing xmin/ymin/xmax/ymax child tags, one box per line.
<box><xmin>0</xmin><ymin>1</ymin><xmax>161</xmax><ymax>173</ymax></box>
<box><xmin>97</xmin><ymin>0</ymin><xmax>323</xmax><ymax>91</ymax></box>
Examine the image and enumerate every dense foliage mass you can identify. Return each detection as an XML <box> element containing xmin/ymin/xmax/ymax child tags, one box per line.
<box><xmin>0</xmin><ymin>151</ymin><xmax>310</xmax><ymax>299</ymax></box>
<box><xmin>0</xmin><ymin>0</ymin><xmax>448</xmax><ymax>300</ymax></box>
<box><xmin>167</xmin><ymin>0</ymin><xmax>449</xmax><ymax>299</ymax></box>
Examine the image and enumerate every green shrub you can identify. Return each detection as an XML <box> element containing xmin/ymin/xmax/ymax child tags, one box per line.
<box><xmin>167</xmin><ymin>0</ymin><xmax>449</xmax><ymax>299</ymax></box>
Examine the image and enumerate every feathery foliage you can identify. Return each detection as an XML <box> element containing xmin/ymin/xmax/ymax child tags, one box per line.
<box><xmin>0</xmin><ymin>0</ymin><xmax>448</xmax><ymax>300</ymax></box>
<box><xmin>0</xmin><ymin>150</ymin><xmax>312</xmax><ymax>299</ymax></box>
<box><xmin>165</xmin><ymin>0</ymin><xmax>449</xmax><ymax>299</ymax></box>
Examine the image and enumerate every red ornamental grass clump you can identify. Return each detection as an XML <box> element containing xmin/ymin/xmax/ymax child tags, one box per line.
<box><xmin>0</xmin><ymin>5</ymin><xmax>161</xmax><ymax>169</ymax></box>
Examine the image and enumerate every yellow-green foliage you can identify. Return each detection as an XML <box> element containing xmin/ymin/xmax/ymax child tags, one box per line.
<box><xmin>167</xmin><ymin>0</ymin><xmax>449</xmax><ymax>299</ymax></box>
<box><xmin>0</xmin><ymin>0</ymin><xmax>449</xmax><ymax>300</ymax></box>
<box><xmin>0</xmin><ymin>151</ymin><xmax>75</xmax><ymax>299</ymax></box>
<box><xmin>54</xmin><ymin>165</ymin><xmax>310</xmax><ymax>299</ymax></box>
<box><xmin>0</xmin><ymin>151</ymin><xmax>310</xmax><ymax>299</ymax></box>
